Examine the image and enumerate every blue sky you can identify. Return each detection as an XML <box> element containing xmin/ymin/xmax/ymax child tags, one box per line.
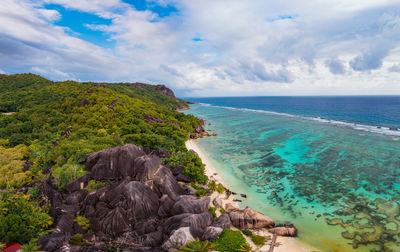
<box><xmin>0</xmin><ymin>0</ymin><xmax>400</xmax><ymax>96</ymax></box>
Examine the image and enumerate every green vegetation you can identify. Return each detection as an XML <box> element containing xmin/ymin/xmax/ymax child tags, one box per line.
<box><xmin>0</xmin><ymin>144</ymin><xmax>32</xmax><ymax>189</ymax></box>
<box><xmin>241</xmin><ymin>230</ymin><xmax>266</xmax><ymax>246</ymax></box>
<box><xmin>166</xmin><ymin>151</ymin><xmax>208</xmax><ymax>184</ymax></box>
<box><xmin>86</xmin><ymin>179</ymin><xmax>108</xmax><ymax>192</ymax></box>
<box><xmin>0</xmin><ymin>192</ymin><xmax>52</xmax><ymax>244</ymax></box>
<box><xmin>195</xmin><ymin>189</ymin><xmax>209</xmax><ymax>198</ymax></box>
<box><xmin>0</xmin><ymin>73</ymin><xmax>207</xmax><ymax>245</ymax></box>
<box><xmin>251</xmin><ymin>235</ymin><xmax>266</xmax><ymax>246</ymax></box>
<box><xmin>208</xmin><ymin>206</ymin><xmax>217</xmax><ymax>217</ymax></box>
<box><xmin>0</xmin><ymin>73</ymin><xmax>204</xmax><ymax>190</ymax></box>
<box><xmin>21</xmin><ymin>239</ymin><xmax>42</xmax><ymax>252</ymax></box>
<box><xmin>239</xmin><ymin>243</ymin><xmax>253</xmax><ymax>252</ymax></box>
<box><xmin>178</xmin><ymin>238</ymin><xmax>216</xmax><ymax>252</ymax></box>
<box><xmin>74</xmin><ymin>215</ymin><xmax>90</xmax><ymax>230</ymax></box>
<box><xmin>27</xmin><ymin>186</ymin><xmax>41</xmax><ymax>200</ymax></box>
<box><xmin>69</xmin><ymin>233</ymin><xmax>89</xmax><ymax>246</ymax></box>
<box><xmin>242</xmin><ymin>230</ymin><xmax>252</xmax><ymax>236</ymax></box>
<box><xmin>212</xmin><ymin>229</ymin><xmax>249</xmax><ymax>252</ymax></box>
<box><xmin>208</xmin><ymin>180</ymin><xmax>225</xmax><ymax>193</ymax></box>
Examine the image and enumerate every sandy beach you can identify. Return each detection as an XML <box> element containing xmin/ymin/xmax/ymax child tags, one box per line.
<box><xmin>185</xmin><ymin>139</ymin><xmax>319</xmax><ymax>252</ymax></box>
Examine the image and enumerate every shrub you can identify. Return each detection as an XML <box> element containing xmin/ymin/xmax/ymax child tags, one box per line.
<box><xmin>216</xmin><ymin>184</ymin><xmax>225</xmax><ymax>194</ymax></box>
<box><xmin>69</xmin><ymin>233</ymin><xmax>89</xmax><ymax>246</ymax></box>
<box><xmin>28</xmin><ymin>186</ymin><xmax>41</xmax><ymax>200</ymax></box>
<box><xmin>195</xmin><ymin>189</ymin><xmax>209</xmax><ymax>198</ymax></box>
<box><xmin>0</xmin><ymin>192</ymin><xmax>52</xmax><ymax>244</ymax></box>
<box><xmin>52</xmin><ymin>162</ymin><xmax>86</xmax><ymax>189</ymax></box>
<box><xmin>212</xmin><ymin>229</ymin><xmax>249</xmax><ymax>252</ymax></box>
<box><xmin>97</xmin><ymin>129</ymin><xmax>108</xmax><ymax>137</ymax></box>
<box><xmin>86</xmin><ymin>179</ymin><xmax>108</xmax><ymax>192</ymax></box>
<box><xmin>0</xmin><ymin>139</ymin><xmax>8</xmax><ymax>147</ymax></box>
<box><xmin>0</xmin><ymin>144</ymin><xmax>32</xmax><ymax>189</ymax></box>
<box><xmin>8</xmin><ymin>134</ymin><xmax>26</xmax><ymax>147</ymax></box>
<box><xmin>208</xmin><ymin>207</ymin><xmax>217</xmax><ymax>217</ymax></box>
<box><xmin>220</xmin><ymin>208</ymin><xmax>227</xmax><ymax>214</ymax></box>
<box><xmin>239</xmin><ymin>243</ymin><xmax>254</xmax><ymax>252</ymax></box>
<box><xmin>21</xmin><ymin>239</ymin><xmax>41</xmax><ymax>252</ymax></box>
<box><xmin>74</xmin><ymin>215</ymin><xmax>90</xmax><ymax>230</ymax></box>
<box><xmin>208</xmin><ymin>180</ymin><xmax>225</xmax><ymax>194</ymax></box>
<box><xmin>242</xmin><ymin>230</ymin><xmax>252</xmax><ymax>237</ymax></box>
<box><xmin>251</xmin><ymin>235</ymin><xmax>266</xmax><ymax>246</ymax></box>
<box><xmin>189</xmin><ymin>182</ymin><xmax>203</xmax><ymax>190</ymax></box>
<box><xmin>167</xmin><ymin>152</ymin><xmax>208</xmax><ymax>184</ymax></box>
<box><xmin>177</xmin><ymin>238</ymin><xmax>216</xmax><ymax>252</ymax></box>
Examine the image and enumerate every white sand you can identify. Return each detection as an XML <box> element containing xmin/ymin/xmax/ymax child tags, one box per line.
<box><xmin>185</xmin><ymin>139</ymin><xmax>320</xmax><ymax>252</ymax></box>
<box><xmin>185</xmin><ymin>139</ymin><xmax>225</xmax><ymax>186</ymax></box>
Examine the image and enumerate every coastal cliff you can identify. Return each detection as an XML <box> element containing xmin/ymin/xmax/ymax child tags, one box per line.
<box><xmin>0</xmin><ymin>74</ymin><xmax>296</xmax><ymax>251</ymax></box>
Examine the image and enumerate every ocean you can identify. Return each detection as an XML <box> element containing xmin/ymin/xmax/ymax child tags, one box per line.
<box><xmin>183</xmin><ymin>96</ymin><xmax>400</xmax><ymax>252</ymax></box>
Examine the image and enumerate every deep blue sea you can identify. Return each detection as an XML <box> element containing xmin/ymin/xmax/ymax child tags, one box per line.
<box><xmin>183</xmin><ymin>96</ymin><xmax>400</xmax><ymax>252</ymax></box>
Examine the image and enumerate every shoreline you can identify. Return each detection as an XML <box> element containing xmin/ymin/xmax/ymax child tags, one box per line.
<box><xmin>185</xmin><ymin>139</ymin><xmax>319</xmax><ymax>252</ymax></box>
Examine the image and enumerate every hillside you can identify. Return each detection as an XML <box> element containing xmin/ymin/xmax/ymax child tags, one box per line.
<box><xmin>0</xmin><ymin>73</ymin><xmax>206</xmax><ymax>187</ymax></box>
<box><xmin>0</xmin><ymin>74</ymin><xmax>281</xmax><ymax>252</ymax></box>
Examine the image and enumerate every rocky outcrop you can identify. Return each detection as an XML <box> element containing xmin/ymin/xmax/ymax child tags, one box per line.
<box><xmin>161</xmin><ymin>227</ymin><xmax>195</xmax><ymax>251</ymax></box>
<box><xmin>202</xmin><ymin>226</ymin><xmax>223</xmax><ymax>241</ymax></box>
<box><xmin>38</xmin><ymin>143</ymin><xmax>283</xmax><ymax>252</ymax></box>
<box><xmin>170</xmin><ymin>195</ymin><xmax>210</xmax><ymax>215</ymax></box>
<box><xmin>66</xmin><ymin>174</ymin><xmax>89</xmax><ymax>193</ymax></box>
<box><xmin>188</xmin><ymin>125</ymin><xmax>210</xmax><ymax>139</ymax></box>
<box><xmin>38</xmin><ymin>232</ymin><xmax>70</xmax><ymax>251</ymax></box>
<box><xmin>212</xmin><ymin>196</ymin><xmax>224</xmax><ymax>209</ymax></box>
<box><xmin>163</xmin><ymin>212</ymin><xmax>213</xmax><ymax>234</ymax></box>
<box><xmin>123</xmin><ymin>181</ymin><xmax>160</xmax><ymax>220</ymax></box>
<box><xmin>269</xmin><ymin>224</ymin><xmax>298</xmax><ymax>237</ymax></box>
<box><xmin>213</xmin><ymin>214</ymin><xmax>232</xmax><ymax>229</ymax></box>
<box><xmin>78</xmin><ymin>99</ymin><xmax>90</xmax><ymax>107</ymax></box>
<box><xmin>86</xmin><ymin>144</ymin><xmax>145</xmax><ymax>180</ymax></box>
<box><xmin>82</xmin><ymin>180</ymin><xmax>160</xmax><ymax>238</ymax></box>
<box><xmin>228</xmin><ymin>206</ymin><xmax>274</xmax><ymax>229</ymax></box>
<box><xmin>38</xmin><ymin>144</ymin><xmax>216</xmax><ymax>251</ymax></box>
<box><xmin>155</xmin><ymin>84</ymin><xmax>177</xmax><ymax>100</ymax></box>
<box><xmin>144</xmin><ymin>115</ymin><xmax>180</xmax><ymax>129</ymax></box>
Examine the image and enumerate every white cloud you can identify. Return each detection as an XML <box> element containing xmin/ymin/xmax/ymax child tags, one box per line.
<box><xmin>388</xmin><ymin>64</ymin><xmax>400</xmax><ymax>72</ymax></box>
<box><xmin>0</xmin><ymin>0</ymin><xmax>400</xmax><ymax>96</ymax></box>
<box><xmin>43</xmin><ymin>0</ymin><xmax>129</xmax><ymax>18</ymax></box>
<box><xmin>31</xmin><ymin>66</ymin><xmax>76</xmax><ymax>80</ymax></box>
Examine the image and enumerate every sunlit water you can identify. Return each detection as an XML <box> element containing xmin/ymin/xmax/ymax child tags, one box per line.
<box><xmin>183</xmin><ymin>97</ymin><xmax>400</xmax><ymax>252</ymax></box>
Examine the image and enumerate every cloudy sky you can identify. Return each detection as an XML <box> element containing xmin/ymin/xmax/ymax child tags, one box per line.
<box><xmin>1</xmin><ymin>0</ymin><xmax>400</xmax><ymax>96</ymax></box>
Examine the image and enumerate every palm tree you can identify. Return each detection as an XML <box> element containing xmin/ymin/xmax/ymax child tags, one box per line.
<box><xmin>177</xmin><ymin>238</ymin><xmax>216</xmax><ymax>252</ymax></box>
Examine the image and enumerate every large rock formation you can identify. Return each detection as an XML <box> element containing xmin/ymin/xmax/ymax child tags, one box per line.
<box><xmin>163</xmin><ymin>212</ymin><xmax>213</xmax><ymax>234</ymax></box>
<box><xmin>155</xmin><ymin>84</ymin><xmax>177</xmax><ymax>100</ymax></box>
<box><xmin>161</xmin><ymin>227</ymin><xmax>195</xmax><ymax>251</ymax></box>
<box><xmin>170</xmin><ymin>195</ymin><xmax>210</xmax><ymax>215</ymax></box>
<box><xmin>38</xmin><ymin>143</ymin><xmax>283</xmax><ymax>251</ymax></box>
<box><xmin>269</xmin><ymin>224</ymin><xmax>298</xmax><ymax>237</ymax></box>
<box><xmin>85</xmin><ymin>144</ymin><xmax>145</xmax><ymax>180</ymax></box>
<box><xmin>228</xmin><ymin>206</ymin><xmax>275</xmax><ymax>229</ymax></box>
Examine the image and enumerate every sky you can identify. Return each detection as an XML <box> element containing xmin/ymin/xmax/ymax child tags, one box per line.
<box><xmin>0</xmin><ymin>0</ymin><xmax>400</xmax><ymax>97</ymax></box>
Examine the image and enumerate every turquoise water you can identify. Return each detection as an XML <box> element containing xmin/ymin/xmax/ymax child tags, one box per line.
<box><xmin>184</xmin><ymin>103</ymin><xmax>400</xmax><ymax>252</ymax></box>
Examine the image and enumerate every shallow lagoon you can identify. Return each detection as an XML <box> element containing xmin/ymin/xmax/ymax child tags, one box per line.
<box><xmin>185</xmin><ymin>103</ymin><xmax>400</xmax><ymax>252</ymax></box>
